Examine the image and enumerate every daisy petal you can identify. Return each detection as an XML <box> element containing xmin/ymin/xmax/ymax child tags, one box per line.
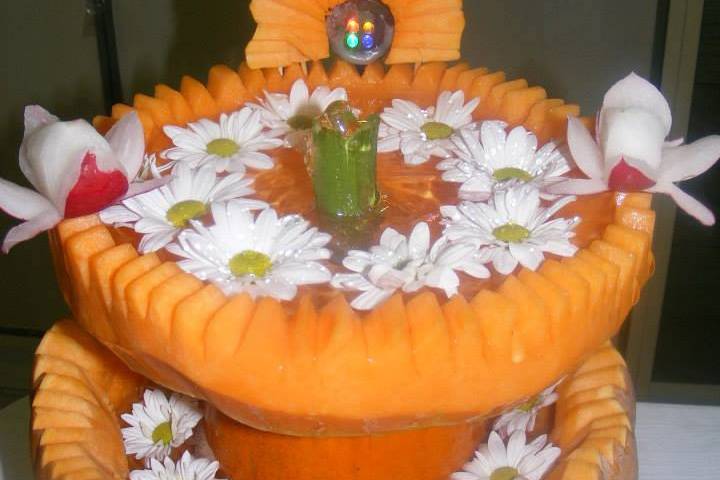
<box><xmin>272</xmin><ymin>263</ymin><xmax>331</xmax><ymax>285</ymax></box>
<box><xmin>506</xmin><ymin>430</ymin><xmax>527</xmax><ymax>466</ymax></box>
<box><xmin>509</xmin><ymin>243</ymin><xmax>544</xmax><ymax>271</ymax></box>
<box><xmin>351</xmin><ymin>287</ymin><xmax>394</xmax><ymax>311</ymax></box>
<box><xmin>422</xmin><ymin>266</ymin><xmax>460</xmax><ymax>297</ymax></box>
<box><xmin>138</xmin><ymin>230</ymin><xmax>177</xmax><ymax>253</ymax></box>
<box><xmin>235</xmin><ymin>151</ymin><xmax>275</xmax><ymax>170</ymax></box>
<box><xmin>289</xmin><ymin>79</ymin><xmax>310</xmax><ymax>107</ymax></box>
<box><xmin>100</xmin><ymin>204</ymin><xmax>140</xmax><ymax>224</ymax></box>
<box><xmin>487</xmin><ymin>431</ymin><xmax>509</xmax><ymax>467</ymax></box>
<box><xmin>408</xmin><ymin>222</ymin><xmax>430</xmax><ymax>259</ymax></box>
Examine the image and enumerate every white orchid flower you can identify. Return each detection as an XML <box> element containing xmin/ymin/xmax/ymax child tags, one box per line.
<box><xmin>551</xmin><ymin>73</ymin><xmax>720</xmax><ymax>225</ymax></box>
<box><xmin>0</xmin><ymin>106</ymin><xmax>148</xmax><ymax>252</ymax></box>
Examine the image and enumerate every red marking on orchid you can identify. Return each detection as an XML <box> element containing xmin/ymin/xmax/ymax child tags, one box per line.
<box><xmin>608</xmin><ymin>158</ymin><xmax>656</xmax><ymax>192</ymax></box>
<box><xmin>64</xmin><ymin>152</ymin><xmax>128</xmax><ymax>218</ymax></box>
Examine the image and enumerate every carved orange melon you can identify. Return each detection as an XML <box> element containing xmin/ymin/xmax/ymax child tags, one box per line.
<box><xmin>206</xmin><ymin>409</ymin><xmax>488</xmax><ymax>480</ymax></box>
<box><xmin>31</xmin><ymin>320</ymin><xmax>147</xmax><ymax>479</ymax></box>
<box><xmin>31</xmin><ymin>319</ymin><xmax>636</xmax><ymax>480</ymax></box>
<box><xmin>547</xmin><ymin>343</ymin><xmax>638</xmax><ymax>480</ymax></box>
<box><xmin>73</xmin><ymin>61</ymin><xmax>654</xmax><ymax>437</ymax></box>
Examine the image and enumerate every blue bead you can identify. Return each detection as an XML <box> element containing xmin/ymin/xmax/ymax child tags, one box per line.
<box><xmin>361</xmin><ymin>33</ymin><xmax>375</xmax><ymax>50</ymax></box>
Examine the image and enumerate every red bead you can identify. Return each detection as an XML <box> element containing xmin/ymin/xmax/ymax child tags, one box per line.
<box><xmin>346</xmin><ymin>18</ymin><xmax>360</xmax><ymax>33</ymax></box>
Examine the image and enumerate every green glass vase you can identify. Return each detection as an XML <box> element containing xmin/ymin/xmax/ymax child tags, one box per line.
<box><xmin>309</xmin><ymin>104</ymin><xmax>380</xmax><ymax>218</ymax></box>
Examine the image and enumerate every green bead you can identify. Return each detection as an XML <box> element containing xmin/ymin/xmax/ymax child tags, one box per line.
<box><xmin>206</xmin><ymin>138</ymin><xmax>240</xmax><ymax>157</ymax></box>
<box><xmin>229</xmin><ymin>250</ymin><xmax>272</xmax><ymax>278</ymax></box>
<box><xmin>493</xmin><ymin>223</ymin><xmax>531</xmax><ymax>243</ymax></box>
<box><xmin>490</xmin><ymin>466</ymin><xmax>520</xmax><ymax>480</ymax></box>
<box><xmin>421</xmin><ymin>121</ymin><xmax>454</xmax><ymax>140</ymax></box>
<box><xmin>166</xmin><ymin>200</ymin><xmax>208</xmax><ymax>228</ymax></box>
<box><xmin>151</xmin><ymin>421</ymin><xmax>173</xmax><ymax>446</ymax></box>
<box><xmin>345</xmin><ymin>32</ymin><xmax>360</xmax><ymax>49</ymax></box>
<box><xmin>493</xmin><ymin>167</ymin><xmax>534</xmax><ymax>183</ymax></box>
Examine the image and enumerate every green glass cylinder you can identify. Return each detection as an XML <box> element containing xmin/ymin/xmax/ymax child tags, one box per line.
<box><xmin>310</xmin><ymin>113</ymin><xmax>380</xmax><ymax>217</ymax></box>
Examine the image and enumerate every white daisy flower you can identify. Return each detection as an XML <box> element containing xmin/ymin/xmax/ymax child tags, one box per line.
<box><xmin>121</xmin><ymin>389</ymin><xmax>202</xmax><ymax>464</ymax></box>
<box><xmin>100</xmin><ymin>163</ymin><xmax>267</xmax><ymax>253</ymax></box>
<box><xmin>162</xmin><ymin>107</ymin><xmax>283</xmax><ymax>173</ymax></box>
<box><xmin>378</xmin><ymin>90</ymin><xmax>480</xmax><ymax>165</ymax></box>
<box><xmin>250</xmin><ymin>79</ymin><xmax>349</xmax><ymax>146</ymax></box>
<box><xmin>442</xmin><ymin>185</ymin><xmax>579</xmax><ymax>275</ymax></box>
<box><xmin>451</xmin><ymin>431</ymin><xmax>561</xmax><ymax>480</ymax></box>
<box><xmin>412</xmin><ymin>235</ymin><xmax>490</xmax><ymax>298</ymax></box>
<box><xmin>332</xmin><ymin>222</ymin><xmax>489</xmax><ymax>310</ymax></box>
<box><xmin>129</xmin><ymin>451</ymin><xmax>224</xmax><ymax>480</ymax></box>
<box><xmin>167</xmin><ymin>202</ymin><xmax>332</xmax><ymax>300</ymax></box>
<box><xmin>493</xmin><ymin>380</ymin><xmax>562</xmax><ymax>437</ymax></box>
<box><xmin>437</xmin><ymin>121</ymin><xmax>570</xmax><ymax>201</ymax></box>
<box><xmin>331</xmin><ymin>223</ymin><xmax>430</xmax><ymax>310</ymax></box>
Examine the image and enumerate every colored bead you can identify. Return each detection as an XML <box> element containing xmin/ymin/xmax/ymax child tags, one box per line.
<box><xmin>345</xmin><ymin>32</ymin><xmax>360</xmax><ymax>49</ymax></box>
<box><xmin>327</xmin><ymin>0</ymin><xmax>395</xmax><ymax>65</ymax></box>
<box><xmin>361</xmin><ymin>33</ymin><xmax>374</xmax><ymax>50</ymax></box>
<box><xmin>346</xmin><ymin>18</ymin><xmax>360</xmax><ymax>33</ymax></box>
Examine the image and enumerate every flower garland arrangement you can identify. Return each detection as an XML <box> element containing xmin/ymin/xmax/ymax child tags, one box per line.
<box><xmin>2</xmin><ymin>75</ymin><xmax>718</xmax><ymax>310</ymax></box>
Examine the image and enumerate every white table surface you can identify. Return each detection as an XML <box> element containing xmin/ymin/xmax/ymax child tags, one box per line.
<box><xmin>1</xmin><ymin>399</ymin><xmax>718</xmax><ymax>479</ymax></box>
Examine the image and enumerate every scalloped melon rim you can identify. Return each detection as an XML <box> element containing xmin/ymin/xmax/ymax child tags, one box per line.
<box><xmin>52</xmin><ymin>60</ymin><xmax>656</xmax><ymax>436</ymax></box>
<box><xmin>31</xmin><ymin>320</ymin><xmax>638</xmax><ymax>480</ymax></box>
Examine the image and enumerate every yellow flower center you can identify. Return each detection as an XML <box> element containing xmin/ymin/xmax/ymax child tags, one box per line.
<box><xmin>518</xmin><ymin>395</ymin><xmax>540</xmax><ymax>412</ymax></box>
<box><xmin>493</xmin><ymin>167</ymin><xmax>534</xmax><ymax>183</ymax></box>
<box><xmin>493</xmin><ymin>223</ymin><xmax>530</xmax><ymax>243</ymax></box>
<box><xmin>490</xmin><ymin>466</ymin><xmax>520</xmax><ymax>480</ymax></box>
<box><xmin>421</xmin><ymin>121</ymin><xmax>454</xmax><ymax>140</ymax></box>
<box><xmin>229</xmin><ymin>250</ymin><xmax>272</xmax><ymax>277</ymax></box>
<box><xmin>151</xmin><ymin>421</ymin><xmax>173</xmax><ymax>446</ymax></box>
<box><xmin>206</xmin><ymin>138</ymin><xmax>240</xmax><ymax>157</ymax></box>
<box><xmin>166</xmin><ymin>200</ymin><xmax>207</xmax><ymax>228</ymax></box>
